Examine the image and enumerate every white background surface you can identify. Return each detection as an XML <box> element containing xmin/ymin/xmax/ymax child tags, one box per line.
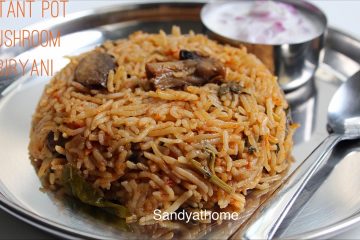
<box><xmin>0</xmin><ymin>0</ymin><xmax>360</xmax><ymax>239</ymax></box>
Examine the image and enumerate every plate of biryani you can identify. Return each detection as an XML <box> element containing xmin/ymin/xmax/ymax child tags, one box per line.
<box><xmin>0</xmin><ymin>1</ymin><xmax>360</xmax><ymax>239</ymax></box>
<box><xmin>29</xmin><ymin>26</ymin><xmax>297</xmax><ymax>234</ymax></box>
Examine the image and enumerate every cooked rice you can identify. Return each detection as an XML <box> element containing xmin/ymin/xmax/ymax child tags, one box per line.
<box><xmin>29</xmin><ymin>26</ymin><xmax>297</xmax><ymax>223</ymax></box>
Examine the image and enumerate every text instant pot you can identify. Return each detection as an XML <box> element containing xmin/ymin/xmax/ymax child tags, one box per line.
<box><xmin>0</xmin><ymin>0</ymin><xmax>69</xmax><ymax>77</ymax></box>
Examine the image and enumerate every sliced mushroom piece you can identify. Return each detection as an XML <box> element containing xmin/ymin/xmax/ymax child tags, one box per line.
<box><xmin>195</xmin><ymin>58</ymin><xmax>225</xmax><ymax>83</ymax></box>
<box><xmin>74</xmin><ymin>52</ymin><xmax>116</xmax><ymax>89</ymax></box>
<box><xmin>46</xmin><ymin>131</ymin><xmax>68</xmax><ymax>155</ymax></box>
<box><xmin>146</xmin><ymin>60</ymin><xmax>197</xmax><ymax>80</ymax></box>
<box><xmin>146</xmin><ymin>60</ymin><xmax>200</xmax><ymax>90</ymax></box>
<box><xmin>179</xmin><ymin>50</ymin><xmax>203</xmax><ymax>60</ymax></box>
<box><xmin>180</xmin><ymin>50</ymin><xmax>225</xmax><ymax>83</ymax></box>
<box><xmin>64</xmin><ymin>135</ymin><xmax>86</xmax><ymax>162</ymax></box>
<box><xmin>218</xmin><ymin>82</ymin><xmax>244</xmax><ymax>97</ymax></box>
<box><xmin>128</xmin><ymin>143</ymin><xmax>146</xmax><ymax>164</ymax></box>
<box><xmin>145</xmin><ymin>50</ymin><xmax>225</xmax><ymax>90</ymax></box>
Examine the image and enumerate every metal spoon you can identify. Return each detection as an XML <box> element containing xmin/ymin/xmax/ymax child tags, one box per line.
<box><xmin>234</xmin><ymin>70</ymin><xmax>360</xmax><ymax>239</ymax></box>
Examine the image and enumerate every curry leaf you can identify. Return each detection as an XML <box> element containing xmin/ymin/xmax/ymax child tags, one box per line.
<box><xmin>190</xmin><ymin>148</ymin><xmax>233</xmax><ymax>194</ymax></box>
<box><xmin>62</xmin><ymin>164</ymin><xmax>128</xmax><ymax>218</ymax></box>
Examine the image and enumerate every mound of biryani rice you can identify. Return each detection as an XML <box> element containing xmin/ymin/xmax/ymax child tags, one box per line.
<box><xmin>29</xmin><ymin>26</ymin><xmax>297</xmax><ymax>224</ymax></box>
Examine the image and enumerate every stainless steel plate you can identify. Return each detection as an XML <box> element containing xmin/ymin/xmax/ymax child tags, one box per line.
<box><xmin>0</xmin><ymin>1</ymin><xmax>359</xmax><ymax>239</ymax></box>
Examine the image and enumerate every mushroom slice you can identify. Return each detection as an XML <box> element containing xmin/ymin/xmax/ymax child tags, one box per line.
<box><xmin>145</xmin><ymin>50</ymin><xmax>225</xmax><ymax>90</ymax></box>
<box><xmin>74</xmin><ymin>52</ymin><xmax>116</xmax><ymax>89</ymax></box>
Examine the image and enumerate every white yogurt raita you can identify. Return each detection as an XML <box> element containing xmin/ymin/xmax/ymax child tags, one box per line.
<box><xmin>203</xmin><ymin>1</ymin><xmax>321</xmax><ymax>44</ymax></box>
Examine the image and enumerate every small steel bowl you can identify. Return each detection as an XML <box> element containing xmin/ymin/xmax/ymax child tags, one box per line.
<box><xmin>201</xmin><ymin>0</ymin><xmax>327</xmax><ymax>92</ymax></box>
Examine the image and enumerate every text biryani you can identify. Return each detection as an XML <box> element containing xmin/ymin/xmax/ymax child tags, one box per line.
<box><xmin>29</xmin><ymin>26</ymin><xmax>297</xmax><ymax>224</ymax></box>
